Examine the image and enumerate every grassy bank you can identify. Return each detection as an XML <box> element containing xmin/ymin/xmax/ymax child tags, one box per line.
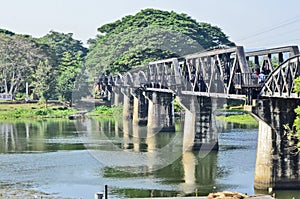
<box><xmin>216</xmin><ymin>111</ymin><xmax>258</xmax><ymax>126</ymax></box>
<box><xmin>0</xmin><ymin>103</ymin><xmax>258</xmax><ymax>127</ymax></box>
<box><xmin>0</xmin><ymin>103</ymin><xmax>122</xmax><ymax>120</ymax></box>
<box><xmin>88</xmin><ymin>105</ymin><xmax>123</xmax><ymax>118</ymax></box>
<box><xmin>0</xmin><ymin>103</ymin><xmax>75</xmax><ymax>119</ymax></box>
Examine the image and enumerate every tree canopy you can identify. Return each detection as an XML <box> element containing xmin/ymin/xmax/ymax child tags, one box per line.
<box><xmin>0</xmin><ymin>33</ymin><xmax>49</xmax><ymax>95</ymax></box>
<box><xmin>37</xmin><ymin>30</ymin><xmax>88</xmax><ymax>64</ymax></box>
<box><xmin>35</xmin><ymin>31</ymin><xmax>89</xmax><ymax>104</ymax></box>
<box><xmin>86</xmin><ymin>8</ymin><xmax>235</xmax><ymax>74</ymax></box>
<box><xmin>0</xmin><ymin>29</ymin><xmax>89</xmax><ymax>105</ymax></box>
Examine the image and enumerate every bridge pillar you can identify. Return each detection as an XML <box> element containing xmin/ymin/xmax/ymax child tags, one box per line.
<box><xmin>146</xmin><ymin>91</ymin><xmax>175</xmax><ymax>132</ymax></box>
<box><xmin>131</xmin><ymin>89</ymin><xmax>148</xmax><ymax>126</ymax></box>
<box><xmin>252</xmin><ymin>98</ymin><xmax>300</xmax><ymax>190</ymax></box>
<box><xmin>111</xmin><ymin>87</ymin><xmax>123</xmax><ymax>106</ymax></box>
<box><xmin>179</xmin><ymin>96</ymin><xmax>219</xmax><ymax>152</ymax></box>
<box><xmin>121</xmin><ymin>88</ymin><xmax>133</xmax><ymax>120</ymax></box>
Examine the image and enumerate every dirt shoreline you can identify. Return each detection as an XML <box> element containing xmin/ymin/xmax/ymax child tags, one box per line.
<box><xmin>0</xmin><ymin>188</ymin><xmax>74</xmax><ymax>199</ymax></box>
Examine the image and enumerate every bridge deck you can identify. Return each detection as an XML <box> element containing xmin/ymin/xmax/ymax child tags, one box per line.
<box><xmin>181</xmin><ymin>91</ymin><xmax>247</xmax><ymax>100</ymax></box>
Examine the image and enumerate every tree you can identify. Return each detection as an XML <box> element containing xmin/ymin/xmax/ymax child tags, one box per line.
<box><xmin>86</xmin><ymin>8</ymin><xmax>235</xmax><ymax>75</ymax></box>
<box><xmin>37</xmin><ymin>31</ymin><xmax>88</xmax><ymax>63</ymax></box>
<box><xmin>272</xmin><ymin>56</ymin><xmax>279</xmax><ymax>68</ymax></box>
<box><xmin>0</xmin><ymin>34</ymin><xmax>48</xmax><ymax>96</ymax></box>
<box><xmin>36</xmin><ymin>31</ymin><xmax>89</xmax><ymax>104</ymax></box>
<box><xmin>0</xmin><ymin>28</ymin><xmax>15</xmax><ymax>36</ymax></box>
<box><xmin>31</xmin><ymin>60</ymin><xmax>57</xmax><ymax>104</ymax></box>
<box><xmin>56</xmin><ymin>52</ymin><xmax>82</xmax><ymax>106</ymax></box>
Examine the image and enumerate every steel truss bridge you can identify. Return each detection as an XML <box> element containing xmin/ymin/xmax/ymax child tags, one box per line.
<box><xmin>98</xmin><ymin>45</ymin><xmax>300</xmax><ymax>104</ymax></box>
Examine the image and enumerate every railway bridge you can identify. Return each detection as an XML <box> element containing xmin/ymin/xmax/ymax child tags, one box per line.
<box><xmin>97</xmin><ymin>45</ymin><xmax>300</xmax><ymax>190</ymax></box>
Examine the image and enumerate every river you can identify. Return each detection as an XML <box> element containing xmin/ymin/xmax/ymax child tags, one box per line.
<box><xmin>0</xmin><ymin>118</ymin><xmax>299</xmax><ymax>199</ymax></box>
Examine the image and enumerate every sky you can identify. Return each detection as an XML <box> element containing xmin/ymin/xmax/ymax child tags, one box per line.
<box><xmin>1</xmin><ymin>0</ymin><xmax>300</xmax><ymax>49</ymax></box>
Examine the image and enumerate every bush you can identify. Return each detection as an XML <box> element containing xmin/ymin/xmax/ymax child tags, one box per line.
<box><xmin>35</xmin><ymin>109</ymin><xmax>52</xmax><ymax>116</ymax></box>
<box><xmin>91</xmin><ymin>105</ymin><xmax>122</xmax><ymax>116</ymax></box>
<box><xmin>58</xmin><ymin>106</ymin><xmax>68</xmax><ymax>110</ymax></box>
<box><xmin>15</xmin><ymin>93</ymin><xmax>27</xmax><ymax>100</ymax></box>
<box><xmin>174</xmin><ymin>99</ymin><xmax>183</xmax><ymax>112</ymax></box>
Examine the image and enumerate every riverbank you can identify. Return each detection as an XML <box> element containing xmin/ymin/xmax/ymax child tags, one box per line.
<box><xmin>0</xmin><ymin>103</ymin><xmax>75</xmax><ymax>119</ymax></box>
<box><xmin>216</xmin><ymin>111</ymin><xmax>258</xmax><ymax>126</ymax></box>
<box><xmin>0</xmin><ymin>102</ymin><xmax>258</xmax><ymax>126</ymax></box>
<box><xmin>0</xmin><ymin>188</ymin><xmax>75</xmax><ymax>199</ymax></box>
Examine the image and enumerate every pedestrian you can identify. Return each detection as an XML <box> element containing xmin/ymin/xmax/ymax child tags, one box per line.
<box><xmin>258</xmin><ymin>70</ymin><xmax>265</xmax><ymax>84</ymax></box>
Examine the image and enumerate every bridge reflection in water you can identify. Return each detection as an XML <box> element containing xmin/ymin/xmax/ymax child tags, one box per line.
<box><xmin>77</xmin><ymin>118</ymin><xmax>219</xmax><ymax>196</ymax></box>
<box><xmin>96</xmin><ymin>45</ymin><xmax>300</xmax><ymax>190</ymax></box>
<box><xmin>1</xmin><ymin>119</ymin><xmax>299</xmax><ymax>198</ymax></box>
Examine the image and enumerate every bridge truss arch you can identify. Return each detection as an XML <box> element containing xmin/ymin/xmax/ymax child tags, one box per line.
<box><xmin>261</xmin><ymin>54</ymin><xmax>300</xmax><ymax>99</ymax></box>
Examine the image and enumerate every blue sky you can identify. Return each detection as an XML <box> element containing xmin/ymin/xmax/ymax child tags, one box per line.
<box><xmin>1</xmin><ymin>0</ymin><xmax>300</xmax><ymax>49</ymax></box>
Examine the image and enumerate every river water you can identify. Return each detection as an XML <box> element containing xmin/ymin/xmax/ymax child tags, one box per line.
<box><xmin>0</xmin><ymin>118</ymin><xmax>299</xmax><ymax>199</ymax></box>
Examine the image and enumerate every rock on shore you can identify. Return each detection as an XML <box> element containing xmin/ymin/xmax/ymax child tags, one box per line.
<box><xmin>208</xmin><ymin>191</ymin><xmax>249</xmax><ymax>199</ymax></box>
<box><xmin>208</xmin><ymin>191</ymin><xmax>275</xmax><ymax>199</ymax></box>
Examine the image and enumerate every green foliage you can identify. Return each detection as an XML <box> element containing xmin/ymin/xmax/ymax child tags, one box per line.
<box><xmin>217</xmin><ymin>114</ymin><xmax>258</xmax><ymax>126</ymax></box>
<box><xmin>37</xmin><ymin>30</ymin><xmax>87</xmax><ymax>62</ymax></box>
<box><xmin>272</xmin><ymin>56</ymin><xmax>279</xmax><ymax>68</ymax></box>
<box><xmin>91</xmin><ymin>105</ymin><xmax>114</xmax><ymax>115</ymax></box>
<box><xmin>0</xmin><ymin>104</ymin><xmax>75</xmax><ymax>119</ymax></box>
<box><xmin>0</xmin><ymin>28</ymin><xmax>15</xmax><ymax>36</ymax></box>
<box><xmin>0</xmin><ymin>28</ymin><xmax>88</xmax><ymax>105</ymax></box>
<box><xmin>35</xmin><ymin>109</ymin><xmax>52</xmax><ymax>116</ymax></box>
<box><xmin>284</xmin><ymin>124</ymin><xmax>300</xmax><ymax>153</ymax></box>
<box><xmin>293</xmin><ymin>106</ymin><xmax>300</xmax><ymax>136</ymax></box>
<box><xmin>293</xmin><ymin>77</ymin><xmax>300</xmax><ymax>139</ymax></box>
<box><xmin>15</xmin><ymin>93</ymin><xmax>27</xmax><ymax>101</ymax></box>
<box><xmin>174</xmin><ymin>99</ymin><xmax>183</xmax><ymax>112</ymax></box>
<box><xmin>31</xmin><ymin>60</ymin><xmax>57</xmax><ymax>101</ymax></box>
<box><xmin>86</xmin><ymin>8</ymin><xmax>235</xmax><ymax>74</ymax></box>
<box><xmin>0</xmin><ymin>33</ymin><xmax>49</xmax><ymax>95</ymax></box>
<box><xmin>37</xmin><ymin>31</ymin><xmax>89</xmax><ymax>104</ymax></box>
<box><xmin>56</xmin><ymin>52</ymin><xmax>83</xmax><ymax>105</ymax></box>
<box><xmin>293</xmin><ymin>77</ymin><xmax>300</xmax><ymax>94</ymax></box>
<box><xmin>285</xmin><ymin>76</ymin><xmax>300</xmax><ymax>152</ymax></box>
<box><xmin>72</xmin><ymin>67</ymin><xmax>93</xmax><ymax>102</ymax></box>
<box><xmin>90</xmin><ymin>105</ymin><xmax>123</xmax><ymax>116</ymax></box>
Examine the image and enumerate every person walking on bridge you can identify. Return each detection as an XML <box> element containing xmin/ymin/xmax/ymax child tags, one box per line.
<box><xmin>258</xmin><ymin>70</ymin><xmax>265</xmax><ymax>84</ymax></box>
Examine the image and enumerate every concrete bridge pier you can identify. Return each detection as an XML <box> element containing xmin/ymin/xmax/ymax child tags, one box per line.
<box><xmin>121</xmin><ymin>88</ymin><xmax>133</xmax><ymax>120</ymax></box>
<box><xmin>179</xmin><ymin>96</ymin><xmax>219</xmax><ymax>152</ymax></box>
<box><xmin>111</xmin><ymin>87</ymin><xmax>123</xmax><ymax>106</ymax></box>
<box><xmin>146</xmin><ymin>91</ymin><xmax>175</xmax><ymax>132</ymax></box>
<box><xmin>252</xmin><ymin>98</ymin><xmax>300</xmax><ymax>190</ymax></box>
<box><xmin>131</xmin><ymin>88</ymin><xmax>148</xmax><ymax>126</ymax></box>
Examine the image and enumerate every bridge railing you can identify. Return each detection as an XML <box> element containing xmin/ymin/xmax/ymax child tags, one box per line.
<box><xmin>234</xmin><ymin>73</ymin><xmax>261</xmax><ymax>89</ymax></box>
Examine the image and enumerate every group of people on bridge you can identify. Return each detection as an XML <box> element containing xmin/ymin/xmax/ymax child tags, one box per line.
<box><xmin>255</xmin><ymin>68</ymin><xmax>266</xmax><ymax>84</ymax></box>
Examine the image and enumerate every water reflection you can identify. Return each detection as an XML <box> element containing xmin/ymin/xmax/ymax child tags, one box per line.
<box><xmin>0</xmin><ymin>120</ymin><xmax>84</xmax><ymax>153</ymax></box>
<box><xmin>79</xmin><ymin>118</ymin><xmax>182</xmax><ymax>172</ymax></box>
<box><xmin>181</xmin><ymin>151</ymin><xmax>218</xmax><ymax>195</ymax></box>
<box><xmin>0</xmin><ymin>119</ymin><xmax>299</xmax><ymax>199</ymax></box>
<box><xmin>76</xmin><ymin>118</ymin><xmax>219</xmax><ymax>197</ymax></box>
